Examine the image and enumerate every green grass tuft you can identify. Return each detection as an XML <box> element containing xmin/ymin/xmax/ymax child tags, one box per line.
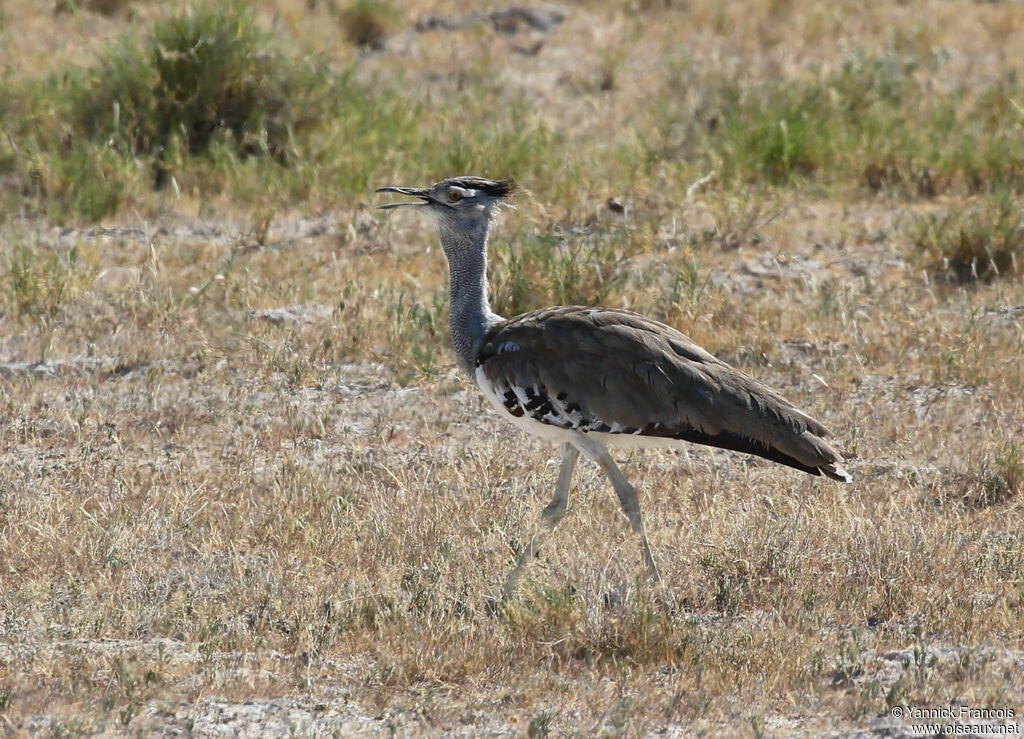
<box><xmin>4</xmin><ymin>241</ymin><xmax>82</xmax><ymax>319</ymax></box>
<box><xmin>655</xmin><ymin>50</ymin><xmax>1024</xmax><ymax>195</ymax></box>
<box><xmin>912</xmin><ymin>193</ymin><xmax>1024</xmax><ymax>282</ymax></box>
<box><xmin>489</xmin><ymin>226</ymin><xmax>639</xmax><ymax>317</ymax></box>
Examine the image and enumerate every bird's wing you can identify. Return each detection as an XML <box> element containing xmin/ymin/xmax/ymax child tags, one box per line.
<box><xmin>475</xmin><ymin>306</ymin><xmax>848</xmax><ymax>478</ymax></box>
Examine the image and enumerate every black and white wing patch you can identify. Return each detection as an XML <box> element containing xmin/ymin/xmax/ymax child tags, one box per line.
<box><xmin>499</xmin><ymin>384</ymin><xmax>595</xmax><ymax>428</ymax></box>
<box><xmin>476</xmin><ymin>313</ymin><xmax>648</xmax><ymax>435</ymax></box>
<box><xmin>491</xmin><ymin>379</ymin><xmax>649</xmax><ymax>435</ymax></box>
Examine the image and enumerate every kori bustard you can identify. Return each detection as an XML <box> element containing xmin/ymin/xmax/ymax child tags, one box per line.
<box><xmin>378</xmin><ymin>176</ymin><xmax>850</xmax><ymax>598</ymax></box>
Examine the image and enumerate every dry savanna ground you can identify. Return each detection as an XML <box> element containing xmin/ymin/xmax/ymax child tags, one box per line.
<box><xmin>1</xmin><ymin>0</ymin><xmax>1024</xmax><ymax>736</ymax></box>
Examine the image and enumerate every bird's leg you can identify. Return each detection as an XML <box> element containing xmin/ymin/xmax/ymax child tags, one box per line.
<box><xmin>501</xmin><ymin>442</ymin><xmax>579</xmax><ymax>600</ymax></box>
<box><xmin>595</xmin><ymin>452</ymin><xmax>662</xmax><ymax>586</ymax></box>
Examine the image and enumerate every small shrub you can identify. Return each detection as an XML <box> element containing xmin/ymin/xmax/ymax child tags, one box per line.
<box><xmin>912</xmin><ymin>194</ymin><xmax>1024</xmax><ymax>282</ymax></box>
<box><xmin>71</xmin><ymin>3</ymin><xmax>332</xmax><ymax>164</ymax></box>
<box><xmin>54</xmin><ymin>0</ymin><xmax>134</xmax><ymax>16</ymax></box>
<box><xmin>339</xmin><ymin>0</ymin><xmax>396</xmax><ymax>50</ymax></box>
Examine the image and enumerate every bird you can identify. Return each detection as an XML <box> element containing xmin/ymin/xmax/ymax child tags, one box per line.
<box><xmin>377</xmin><ymin>176</ymin><xmax>851</xmax><ymax>599</ymax></box>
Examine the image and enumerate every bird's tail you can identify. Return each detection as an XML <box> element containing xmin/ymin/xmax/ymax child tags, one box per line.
<box><xmin>821</xmin><ymin>462</ymin><xmax>852</xmax><ymax>483</ymax></box>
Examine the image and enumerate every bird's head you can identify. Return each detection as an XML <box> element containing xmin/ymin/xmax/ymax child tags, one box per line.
<box><xmin>376</xmin><ymin>176</ymin><xmax>515</xmax><ymax>246</ymax></box>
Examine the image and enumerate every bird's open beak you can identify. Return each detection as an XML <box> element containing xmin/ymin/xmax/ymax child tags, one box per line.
<box><xmin>375</xmin><ymin>186</ymin><xmax>433</xmax><ymax>210</ymax></box>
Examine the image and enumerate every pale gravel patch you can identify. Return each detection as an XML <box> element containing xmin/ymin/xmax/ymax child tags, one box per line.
<box><xmin>188</xmin><ymin>697</ymin><xmax>383</xmax><ymax>738</ymax></box>
<box><xmin>247</xmin><ymin>304</ymin><xmax>335</xmax><ymax>325</ymax></box>
<box><xmin>4</xmin><ymin>211</ymin><xmax>340</xmax><ymax>257</ymax></box>
<box><xmin>0</xmin><ymin>356</ymin><xmax>203</xmax><ymax>379</ymax></box>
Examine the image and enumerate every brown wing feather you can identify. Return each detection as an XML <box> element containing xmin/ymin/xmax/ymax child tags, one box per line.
<box><xmin>476</xmin><ymin>306</ymin><xmax>847</xmax><ymax>478</ymax></box>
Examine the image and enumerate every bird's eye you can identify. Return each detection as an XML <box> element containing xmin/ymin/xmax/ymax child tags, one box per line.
<box><xmin>446</xmin><ymin>190</ymin><xmax>463</xmax><ymax>203</ymax></box>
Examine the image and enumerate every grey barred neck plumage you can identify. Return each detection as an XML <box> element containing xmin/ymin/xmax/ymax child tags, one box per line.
<box><xmin>378</xmin><ymin>177</ymin><xmax>515</xmax><ymax>376</ymax></box>
<box><xmin>377</xmin><ymin>175</ymin><xmax>851</xmax><ymax>598</ymax></box>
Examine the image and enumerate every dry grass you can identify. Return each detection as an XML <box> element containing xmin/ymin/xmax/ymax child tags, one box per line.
<box><xmin>1</xmin><ymin>0</ymin><xmax>1024</xmax><ymax>735</ymax></box>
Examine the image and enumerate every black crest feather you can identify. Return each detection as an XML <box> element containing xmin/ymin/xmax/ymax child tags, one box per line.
<box><xmin>444</xmin><ymin>176</ymin><xmax>516</xmax><ymax>197</ymax></box>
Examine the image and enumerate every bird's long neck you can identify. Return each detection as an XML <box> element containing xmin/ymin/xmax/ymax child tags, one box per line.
<box><xmin>439</xmin><ymin>220</ymin><xmax>502</xmax><ymax>376</ymax></box>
